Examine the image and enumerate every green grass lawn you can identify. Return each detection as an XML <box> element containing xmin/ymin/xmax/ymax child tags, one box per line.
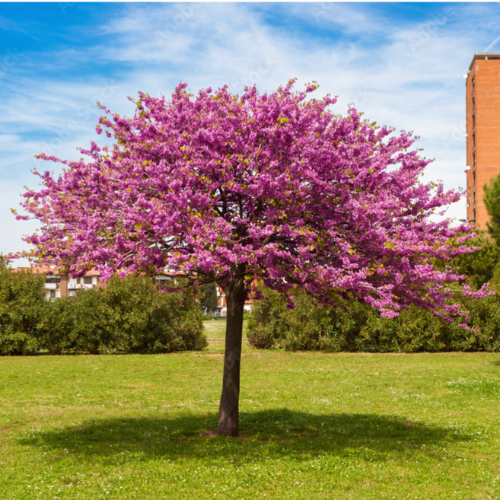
<box><xmin>1</xmin><ymin>321</ymin><xmax>499</xmax><ymax>499</ymax></box>
<box><xmin>203</xmin><ymin>318</ymin><xmax>228</xmax><ymax>339</ymax></box>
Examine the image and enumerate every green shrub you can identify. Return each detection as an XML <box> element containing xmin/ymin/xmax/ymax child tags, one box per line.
<box><xmin>104</xmin><ymin>275</ymin><xmax>207</xmax><ymax>354</ymax></box>
<box><xmin>441</xmin><ymin>232</ymin><xmax>500</xmax><ymax>290</ymax></box>
<box><xmin>39</xmin><ymin>288</ymin><xmax>114</xmax><ymax>354</ymax></box>
<box><xmin>0</xmin><ymin>268</ymin><xmax>46</xmax><ymax>355</ymax></box>
<box><xmin>1</xmin><ymin>271</ymin><xmax>207</xmax><ymax>355</ymax></box>
<box><xmin>37</xmin><ymin>295</ymin><xmax>77</xmax><ymax>354</ymax></box>
<box><xmin>248</xmin><ymin>286</ymin><xmax>500</xmax><ymax>353</ymax></box>
<box><xmin>248</xmin><ymin>287</ymin><xmax>370</xmax><ymax>352</ymax></box>
<box><xmin>201</xmin><ymin>313</ymin><xmax>217</xmax><ymax>321</ymax></box>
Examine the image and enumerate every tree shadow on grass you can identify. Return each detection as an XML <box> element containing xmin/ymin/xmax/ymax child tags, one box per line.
<box><xmin>20</xmin><ymin>409</ymin><xmax>470</xmax><ymax>465</ymax></box>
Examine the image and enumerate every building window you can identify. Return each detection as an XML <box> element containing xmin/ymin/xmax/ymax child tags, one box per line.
<box><xmin>473</xmin><ymin>132</ymin><xmax>475</xmax><ymax>147</ymax></box>
<box><xmin>83</xmin><ymin>276</ymin><xmax>92</xmax><ymax>285</ymax></box>
<box><xmin>473</xmin><ymin>171</ymin><xmax>476</xmax><ymax>185</ymax></box>
<box><xmin>472</xmin><ymin>113</ymin><xmax>475</xmax><ymax>130</ymax></box>
<box><xmin>473</xmin><ymin>190</ymin><xmax>476</xmax><ymax>204</ymax></box>
<box><xmin>472</xmin><ymin>94</ymin><xmax>475</xmax><ymax>109</ymax></box>
<box><xmin>473</xmin><ymin>209</ymin><xmax>476</xmax><ymax>222</ymax></box>
<box><xmin>473</xmin><ymin>151</ymin><xmax>476</xmax><ymax>166</ymax></box>
<box><xmin>472</xmin><ymin>75</ymin><xmax>475</xmax><ymax>90</ymax></box>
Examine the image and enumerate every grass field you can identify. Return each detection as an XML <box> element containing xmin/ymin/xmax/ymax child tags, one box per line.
<box><xmin>1</xmin><ymin>320</ymin><xmax>499</xmax><ymax>499</ymax></box>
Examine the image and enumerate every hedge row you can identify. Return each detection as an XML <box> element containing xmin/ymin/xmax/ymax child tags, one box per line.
<box><xmin>247</xmin><ymin>286</ymin><xmax>500</xmax><ymax>352</ymax></box>
<box><xmin>0</xmin><ymin>269</ymin><xmax>207</xmax><ymax>355</ymax></box>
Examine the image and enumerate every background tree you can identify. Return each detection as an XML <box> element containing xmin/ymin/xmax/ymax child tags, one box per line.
<box><xmin>484</xmin><ymin>172</ymin><xmax>500</xmax><ymax>244</ymax></box>
<box><xmin>437</xmin><ymin>232</ymin><xmax>500</xmax><ymax>290</ymax></box>
<box><xmin>200</xmin><ymin>282</ymin><xmax>218</xmax><ymax>314</ymax></box>
<box><xmin>0</xmin><ymin>268</ymin><xmax>46</xmax><ymax>355</ymax></box>
<box><xmin>476</xmin><ymin>174</ymin><xmax>500</xmax><ymax>290</ymax></box>
<box><xmin>15</xmin><ymin>80</ymin><xmax>484</xmax><ymax>436</ymax></box>
<box><xmin>0</xmin><ymin>255</ymin><xmax>11</xmax><ymax>270</ymax></box>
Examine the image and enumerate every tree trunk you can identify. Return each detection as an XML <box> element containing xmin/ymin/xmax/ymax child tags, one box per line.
<box><xmin>218</xmin><ymin>276</ymin><xmax>247</xmax><ymax>437</ymax></box>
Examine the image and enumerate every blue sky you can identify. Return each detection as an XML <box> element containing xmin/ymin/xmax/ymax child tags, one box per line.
<box><xmin>2</xmin><ymin>2</ymin><xmax>500</xmax><ymax>263</ymax></box>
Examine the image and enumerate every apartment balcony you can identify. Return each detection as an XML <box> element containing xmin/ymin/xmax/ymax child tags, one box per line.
<box><xmin>44</xmin><ymin>283</ymin><xmax>57</xmax><ymax>290</ymax></box>
<box><xmin>68</xmin><ymin>283</ymin><xmax>94</xmax><ymax>290</ymax></box>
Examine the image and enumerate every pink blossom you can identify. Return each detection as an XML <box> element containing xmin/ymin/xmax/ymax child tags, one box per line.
<box><xmin>12</xmin><ymin>79</ymin><xmax>489</xmax><ymax>323</ymax></box>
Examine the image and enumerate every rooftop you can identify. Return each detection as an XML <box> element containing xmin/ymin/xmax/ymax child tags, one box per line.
<box><xmin>469</xmin><ymin>52</ymin><xmax>500</xmax><ymax>71</ymax></box>
<box><xmin>11</xmin><ymin>266</ymin><xmax>101</xmax><ymax>276</ymax></box>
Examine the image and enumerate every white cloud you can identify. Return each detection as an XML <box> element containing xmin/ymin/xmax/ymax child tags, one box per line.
<box><xmin>0</xmin><ymin>15</ymin><xmax>30</xmax><ymax>34</ymax></box>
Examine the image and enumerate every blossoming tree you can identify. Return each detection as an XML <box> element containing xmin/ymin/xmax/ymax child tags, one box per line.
<box><xmin>16</xmin><ymin>80</ymin><xmax>482</xmax><ymax>436</ymax></box>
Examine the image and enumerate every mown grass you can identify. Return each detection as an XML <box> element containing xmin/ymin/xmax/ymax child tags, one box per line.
<box><xmin>0</xmin><ymin>321</ymin><xmax>499</xmax><ymax>499</ymax></box>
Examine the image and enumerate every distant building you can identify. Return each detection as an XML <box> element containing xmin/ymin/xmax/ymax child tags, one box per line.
<box><xmin>216</xmin><ymin>283</ymin><xmax>255</xmax><ymax>316</ymax></box>
<box><xmin>13</xmin><ymin>266</ymin><xmax>102</xmax><ymax>299</ymax></box>
<box><xmin>12</xmin><ymin>266</ymin><xmax>177</xmax><ymax>300</ymax></box>
<box><xmin>465</xmin><ymin>53</ymin><xmax>500</xmax><ymax>229</ymax></box>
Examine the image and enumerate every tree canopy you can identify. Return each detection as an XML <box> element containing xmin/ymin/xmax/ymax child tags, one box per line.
<box><xmin>17</xmin><ymin>80</ymin><xmax>479</xmax><ymax>318</ymax></box>
<box><xmin>15</xmin><ymin>80</ymin><xmax>486</xmax><ymax>435</ymax></box>
<box><xmin>200</xmin><ymin>282</ymin><xmax>218</xmax><ymax>314</ymax></box>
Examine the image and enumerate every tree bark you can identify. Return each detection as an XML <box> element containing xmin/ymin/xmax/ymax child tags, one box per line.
<box><xmin>217</xmin><ymin>276</ymin><xmax>247</xmax><ymax>437</ymax></box>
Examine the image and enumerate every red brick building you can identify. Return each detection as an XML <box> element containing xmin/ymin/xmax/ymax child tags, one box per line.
<box><xmin>465</xmin><ymin>53</ymin><xmax>500</xmax><ymax>229</ymax></box>
<box><xmin>11</xmin><ymin>266</ymin><xmax>192</xmax><ymax>301</ymax></box>
<box><xmin>13</xmin><ymin>266</ymin><xmax>102</xmax><ymax>299</ymax></box>
<box><xmin>216</xmin><ymin>285</ymin><xmax>254</xmax><ymax>316</ymax></box>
